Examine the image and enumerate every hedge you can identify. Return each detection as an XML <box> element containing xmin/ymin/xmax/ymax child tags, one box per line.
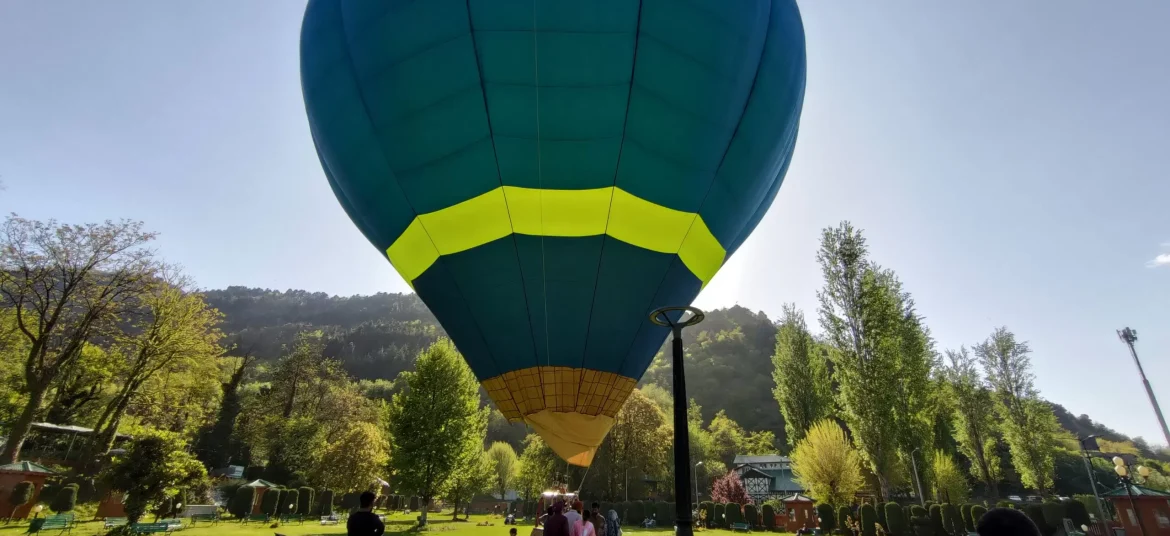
<box><xmin>942</xmin><ymin>504</ymin><xmax>961</xmax><ymax>536</ymax></box>
<box><xmin>763</xmin><ymin>504</ymin><xmax>777</xmax><ymax>531</ymax></box>
<box><xmin>995</xmin><ymin>500</ymin><xmax>1013</xmax><ymax>509</ymax></box>
<box><xmin>816</xmin><ymin>504</ymin><xmax>836</xmax><ymax>532</ymax></box>
<box><xmin>702</xmin><ymin>502</ymin><xmax>715</xmax><ymax>528</ymax></box>
<box><xmin>50</xmin><ymin>484</ymin><xmax>78</xmax><ymax>514</ymax></box>
<box><xmin>838</xmin><ymin>505</ymin><xmax>851</xmax><ymax>534</ymax></box>
<box><xmin>409</xmin><ymin>496</ymin><xmax>420</xmax><ymax>511</ymax></box>
<box><xmin>885</xmin><ymin>503</ymin><xmax>906</xmax><ymax>536</ymax></box>
<box><xmin>928</xmin><ymin>505</ymin><xmax>945</xmax><ymax>536</ymax></box>
<box><xmin>877</xmin><ymin>502</ymin><xmax>888</xmax><ymax>532</ymax></box>
<box><xmin>229</xmin><ymin>486</ymin><xmax>255</xmax><ymax>519</ymax></box>
<box><xmin>8</xmin><ymin>481</ymin><xmax>34</xmax><ymax>510</ymax></box>
<box><xmin>629</xmin><ymin>501</ymin><xmax>646</xmax><ymax>524</ymax></box>
<box><xmin>1040</xmin><ymin>502</ymin><xmax>1064</xmax><ymax>536</ymax></box>
<box><xmin>281</xmin><ymin>489</ymin><xmax>299</xmax><ymax>515</ymax></box>
<box><xmin>244</xmin><ymin>466</ymin><xmax>264</xmax><ymax>481</ymax></box>
<box><xmin>970</xmin><ymin>506</ymin><xmax>987</xmax><ymax>528</ymax></box>
<box><xmin>1024</xmin><ymin>505</ymin><xmax>1048</xmax><ymax>536</ymax></box>
<box><xmin>317</xmin><ymin>489</ymin><xmax>335</xmax><ymax>516</ymax></box>
<box><xmin>260</xmin><ymin>488</ymin><xmax>281</xmax><ymax>516</ymax></box>
<box><xmin>714</xmin><ymin>504</ymin><xmax>727</xmax><ymax>529</ymax></box>
<box><xmin>1063</xmin><ymin>499</ymin><xmax>1091</xmax><ymax>529</ymax></box>
<box><xmin>960</xmin><ymin>504</ymin><xmax>973</xmax><ymax>532</ymax></box>
<box><xmin>727</xmin><ymin>502</ymin><xmax>743</xmax><ymax>526</ymax></box>
<box><xmin>860</xmin><ymin>504</ymin><xmax>877</xmax><ymax>536</ymax></box>
<box><xmin>745</xmin><ymin>504</ymin><xmax>759</xmax><ymax>528</ymax></box>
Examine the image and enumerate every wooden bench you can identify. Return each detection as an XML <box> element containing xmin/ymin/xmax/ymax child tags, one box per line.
<box><xmin>190</xmin><ymin>513</ymin><xmax>219</xmax><ymax>525</ymax></box>
<box><xmin>732</xmin><ymin>522</ymin><xmax>751</xmax><ymax>532</ymax></box>
<box><xmin>104</xmin><ymin>517</ymin><xmax>129</xmax><ymax>529</ymax></box>
<box><xmin>29</xmin><ymin>514</ymin><xmax>74</xmax><ymax>534</ymax></box>
<box><xmin>130</xmin><ymin>522</ymin><xmax>173</xmax><ymax>533</ymax></box>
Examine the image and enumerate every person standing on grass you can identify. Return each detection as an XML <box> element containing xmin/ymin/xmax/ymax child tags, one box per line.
<box><xmin>545</xmin><ymin>503</ymin><xmax>570</xmax><ymax>536</ymax></box>
<box><xmin>348</xmin><ymin>491</ymin><xmax>385</xmax><ymax>536</ymax></box>
<box><xmin>590</xmin><ymin>503</ymin><xmax>606</xmax><ymax>536</ymax></box>
<box><xmin>565</xmin><ymin>500</ymin><xmax>583</xmax><ymax>535</ymax></box>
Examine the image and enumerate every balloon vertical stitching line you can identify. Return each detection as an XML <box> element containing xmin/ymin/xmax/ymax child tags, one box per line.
<box><xmin>533</xmin><ymin>0</ymin><xmax>552</xmax><ymax>377</ymax></box>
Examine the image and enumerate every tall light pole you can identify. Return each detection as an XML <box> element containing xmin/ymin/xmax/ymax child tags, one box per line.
<box><xmin>650</xmin><ymin>305</ymin><xmax>705</xmax><ymax>536</ymax></box>
<box><xmin>910</xmin><ymin>447</ymin><xmax>926</xmax><ymax>506</ymax></box>
<box><xmin>695</xmin><ymin>461</ymin><xmax>704</xmax><ymax>507</ymax></box>
<box><xmin>1078</xmin><ymin>435</ymin><xmax>1112</xmax><ymax>535</ymax></box>
<box><xmin>1117</xmin><ymin>328</ymin><xmax>1170</xmax><ymax>448</ymax></box>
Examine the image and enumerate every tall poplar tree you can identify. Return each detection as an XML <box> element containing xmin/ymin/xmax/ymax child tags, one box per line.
<box><xmin>771</xmin><ymin>304</ymin><xmax>833</xmax><ymax>447</ymax></box>
<box><xmin>941</xmin><ymin>347</ymin><xmax>1001</xmax><ymax>496</ymax></box>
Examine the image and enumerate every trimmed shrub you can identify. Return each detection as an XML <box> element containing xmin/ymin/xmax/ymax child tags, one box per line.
<box><xmin>970</xmin><ymin>506</ymin><xmax>987</xmax><ymax>527</ymax></box>
<box><xmin>885</xmin><ymin>503</ymin><xmax>906</xmax><ymax>536</ymax></box>
<box><xmin>298</xmin><ymin>487</ymin><xmax>314</xmax><ymax>515</ymax></box>
<box><xmin>838</xmin><ymin>506</ymin><xmax>851</xmax><ymax>534</ymax></box>
<box><xmin>929</xmin><ymin>505</ymin><xmax>945</xmax><ymax>536</ymax></box>
<box><xmin>942</xmin><ymin>504</ymin><xmax>961</xmax><ymax>535</ymax></box>
<box><xmin>409</xmin><ymin>496</ymin><xmax>420</xmax><ymax>511</ymax></box>
<box><xmin>8</xmin><ymin>481</ymin><xmax>34</xmax><ymax>511</ymax></box>
<box><xmin>281</xmin><ymin>488</ymin><xmax>299</xmax><ymax>515</ymax></box>
<box><xmin>260</xmin><ymin>488</ymin><xmax>281</xmax><ymax>516</ymax></box>
<box><xmin>1074</xmin><ymin>495</ymin><xmax>1103</xmax><ymax>521</ymax></box>
<box><xmin>1063</xmin><ymin>499</ymin><xmax>1091</xmax><ymax>529</ymax></box>
<box><xmin>702</xmin><ymin>502</ymin><xmax>715</xmax><ymax>528</ymax></box>
<box><xmin>1024</xmin><ymin>505</ymin><xmax>1048</xmax><ymax>536</ymax></box>
<box><xmin>618</xmin><ymin>502</ymin><xmax>631</xmax><ymax>525</ymax></box>
<box><xmin>924</xmin><ymin>501</ymin><xmax>936</xmax><ymax>511</ymax></box>
<box><xmin>995</xmin><ymin>500</ymin><xmax>1013</xmax><ymax>509</ymax></box>
<box><xmin>727</xmin><ymin>502</ymin><xmax>743</xmax><ymax>526</ymax></box>
<box><xmin>910</xmin><ymin>506</ymin><xmax>928</xmax><ymax>521</ymax></box>
<box><xmin>763</xmin><ymin>503</ymin><xmax>777</xmax><ymax>531</ymax></box>
<box><xmin>745</xmin><ymin>504</ymin><xmax>759</xmax><ymax>528</ymax></box>
<box><xmin>50</xmin><ymin>484</ymin><xmax>78</xmax><ymax>514</ymax></box>
<box><xmin>817</xmin><ymin>504</ymin><xmax>836</xmax><ymax>532</ymax></box>
<box><xmin>714</xmin><ymin>503</ymin><xmax>726</xmax><ymax>528</ymax></box>
<box><xmin>656</xmin><ymin>502</ymin><xmax>672</xmax><ymax>525</ymax></box>
<box><xmin>229</xmin><ymin>486</ymin><xmax>256</xmax><ymax>519</ymax></box>
<box><xmin>911</xmin><ymin>511</ymin><xmax>933</xmax><ymax>536</ymax></box>
<box><xmin>960</xmin><ymin>504</ymin><xmax>973</xmax><ymax>532</ymax></box>
<box><xmin>860</xmin><ymin>504</ymin><xmax>877</xmax><ymax>536</ymax></box>
<box><xmin>317</xmin><ymin>489</ymin><xmax>335</xmax><ymax>516</ymax></box>
<box><xmin>877</xmin><ymin>502</ymin><xmax>888</xmax><ymax>532</ymax></box>
<box><xmin>341</xmin><ymin>492</ymin><xmax>360</xmax><ymax>511</ymax></box>
<box><xmin>630</xmin><ymin>501</ymin><xmax>646</xmax><ymax>524</ymax></box>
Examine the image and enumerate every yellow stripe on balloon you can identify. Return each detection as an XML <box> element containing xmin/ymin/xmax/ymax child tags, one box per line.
<box><xmin>385</xmin><ymin>186</ymin><xmax>727</xmax><ymax>287</ymax></box>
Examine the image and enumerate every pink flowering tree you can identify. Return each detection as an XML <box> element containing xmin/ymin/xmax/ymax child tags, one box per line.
<box><xmin>710</xmin><ymin>471</ymin><xmax>752</xmax><ymax>505</ymax></box>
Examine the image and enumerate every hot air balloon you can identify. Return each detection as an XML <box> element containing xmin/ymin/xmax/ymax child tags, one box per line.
<box><xmin>300</xmin><ymin>0</ymin><xmax>806</xmax><ymax>466</ymax></box>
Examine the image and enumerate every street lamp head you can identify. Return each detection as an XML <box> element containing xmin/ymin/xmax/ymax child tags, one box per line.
<box><xmin>696</xmin><ymin>461</ymin><xmax>703</xmax><ymax>466</ymax></box>
<box><xmin>1115</xmin><ymin>465</ymin><xmax>1128</xmax><ymax>477</ymax></box>
<box><xmin>1113</xmin><ymin>456</ymin><xmax>1126</xmax><ymax>467</ymax></box>
<box><xmin>1138</xmin><ymin>466</ymin><xmax>1151</xmax><ymax>478</ymax></box>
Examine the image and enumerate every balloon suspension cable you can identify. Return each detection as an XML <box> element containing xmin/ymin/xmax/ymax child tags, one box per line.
<box><xmin>574</xmin><ymin>462</ymin><xmax>593</xmax><ymax>495</ymax></box>
<box><xmin>532</xmin><ymin>0</ymin><xmax>551</xmax><ymax>368</ymax></box>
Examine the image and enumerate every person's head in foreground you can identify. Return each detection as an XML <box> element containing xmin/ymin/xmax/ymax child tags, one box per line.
<box><xmin>359</xmin><ymin>491</ymin><xmax>376</xmax><ymax>510</ymax></box>
<box><xmin>976</xmin><ymin>508</ymin><xmax>1041</xmax><ymax>536</ymax></box>
<box><xmin>510</xmin><ymin>528</ymin><xmax>518</xmax><ymax>536</ymax></box>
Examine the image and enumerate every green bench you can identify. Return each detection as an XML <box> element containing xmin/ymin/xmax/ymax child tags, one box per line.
<box><xmin>104</xmin><ymin>517</ymin><xmax>129</xmax><ymax>529</ymax></box>
<box><xmin>190</xmin><ymin>513</ymin><xmax>219</xmax><ymax>525</ymax></box>
<box><xmin>244</xmin><ymin>514</ymin><xmax>269</xmax><ymax>524</ymax></box>
<box><xmin>28</xmin><ymin>514</ymin><xmax>74</xmax><ymax>534</ymax></box>
<box><xmin>130</xmin><ymin>522</ymin><xmax>173</xmax><ymax>533</ymax></box>
<box><xmin>731</xmin><ymin>522</ymin><xmax>751</xmax><ymax>532</ymax></box>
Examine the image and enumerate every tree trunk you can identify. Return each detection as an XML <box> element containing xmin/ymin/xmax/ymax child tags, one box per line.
<box><xmin>420</xmin><ymin>495</ymin><xmax>429</xmax><ymax>526</ymax></box>
<box><xmin>452</xmin><ymin>496</ymin><xmax>460</xmax><ymax>520</ymax></box>
<box><xmin>0</xmin><ymin>384</ymin><xmax>47</xmax><ymax>464</ymax></box>
<box><xmin>81</xmin><ymin>386</ymin><xmax>135</xmax><ymax>474</ymax></box>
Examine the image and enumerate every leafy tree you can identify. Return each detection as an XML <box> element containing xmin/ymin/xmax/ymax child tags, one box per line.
<box><xmin>940</xmin><ymin>347</ymin><xmax>1000</xmax><ymax>496</ymax></box>
<box><xmin>442</xmin><ymin>441</ymin><xmax>492</xmax><ymax>520</ymax></box>
<box><xmin>791</xmin><ymin>420</ymin><xmax>864</xmax><ymax>508</ymax></box>
<box><xmin>931</xmin><ymin>450</ymin><xmax>968</xmax><ymax>504</ymax></box>
<box><xmin>229</xmin><ymin>486</ymin><xmax>255</xmax><ymax>519</ymax></box>
<box><xmin>591</xmin><ymin>388</ymin><xmax>669</xmax><ymax>500</ymax></box>
<box><xmin>84</xmin><ymin>272</ymin><xmax>225</xmax><ymax>464</ymax></box>
<box><xmin>772</xmin><ymin>304</ymin><xmax>833</xmax><ymax>448</ymax></box>
<box><xmin>314</xmin><ymin>421</ymin><xmax>389</xmax><ymax>492</ymax></box>
<box><xmin>388</xmin><ymin>340</ymin><xmax>486</xmax><ymax>526</ymax></box>
<box><xmin>0</xmin><ymin>216</ymin><xmax>156</xmax><ymax>463</ymax></box>
<box><xmin>514</xmin><ymin>434</ymin><xmax>558</xmax><ymax>502</ymax></box>
<box><xmin>486</xmin><ymin>442</ymin><xmax>518</xmax><ymax>500</ymax></box>
<box><xmin>486</xmin><ymin>409</ymin><xmax>529</xmax><ymax>451</ymax></box>
<box><xmin>50</xmin><ymin>484</ymin><xmax>78</xmax><ymax>514</ymax></box>
<box><xmin>976</xmin><ymin>328</ymin><xmax>1059</xmax><ymax>493</ymax></box>
<box><xmin>816</xmin><ymin>222</ymin><xmax>901</xmax><ymax>498</ymax></box>
<box><xmin>194</xmin><ymin>351</ymin><xmax>255</xmax><ymax>469</ymax></box>
<box><xmin>102</xmin><ymin>431</ymin><xmax>209</xmax><ymax>523</ymax></box>
<box><xmin>711</xmin><ymin>471</ymin><xmax>751</xmax><ymax>505</ymax></box>
<box><xmin>44</xmin><ymin>342</ymin><xmax>114</xmax><ymax>425</ymax></box>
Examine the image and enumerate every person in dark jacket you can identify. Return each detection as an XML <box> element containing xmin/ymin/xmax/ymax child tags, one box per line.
<box><xmin>348</xmin><ymin>491</ymin><xmax>385</xmax><ymax>536</ymax></box>
<box><xmin>544</xmin><ymin>503</ymin><xmax>571</xmax><ymax>536</ymax></box>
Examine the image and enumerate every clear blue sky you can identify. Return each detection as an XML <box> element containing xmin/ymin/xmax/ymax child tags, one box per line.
<box><xmin>3</xmin><ymin>1</ymin><xmax>1168</xmax><ymax>445</ymax></box>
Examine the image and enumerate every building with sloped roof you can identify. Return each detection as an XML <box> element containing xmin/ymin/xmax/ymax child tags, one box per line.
<box><xmin>732</xmin><ymin>454</ymin><xmax>803</xmax><ymax>504</ymax></box>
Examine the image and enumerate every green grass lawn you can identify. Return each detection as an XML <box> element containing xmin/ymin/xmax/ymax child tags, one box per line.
<box><xmin>0</xmin><ymin>512</ymin><xmax>734</xmax><ymax>536</ymax></box>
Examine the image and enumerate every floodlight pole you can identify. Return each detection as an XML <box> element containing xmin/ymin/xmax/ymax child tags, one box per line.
<box><xmin>651</xmin><ymin>306</ymin><xmax>705</xmax><ymax>536</ymax></box>
<box><xmin>1117</xmin><ymin>328</ymin><xmax>1170</xmax><ymax>449</ymax></box>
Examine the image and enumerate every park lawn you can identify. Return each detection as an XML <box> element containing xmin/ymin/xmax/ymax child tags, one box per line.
<box><xmin>0</xmin><ymin>513</ymin><xmax>734</xmax><ymax>536</ymax></box>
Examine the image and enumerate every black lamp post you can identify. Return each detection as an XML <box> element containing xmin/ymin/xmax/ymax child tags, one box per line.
<box><xmin>1112</xmin><ymin>456</ymin><xmax>1150</xmax><ymax>536</ymax></box>
<box><xmin>650</xmin><ymin>305</ymin><xmax>705</xmax><ymax>536</ymax></box>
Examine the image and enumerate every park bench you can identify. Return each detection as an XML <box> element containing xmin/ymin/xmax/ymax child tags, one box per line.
<box><xmin>280</xmin><ymin>514</ymin><xmax>305</xmax><ymax>525</ymax></box>
<box><xmin>130</xmin><ymin>522</ymin><xmax>173</xmax><ymax>533</ymax></box>
<box><xmin>190</xmin><ymin>512</ymin><xmax>219</xmax><ymax>525</ymax></box>
<box><xmin>244</xmin><ymin>513</ymin><xmax>270</xmax><ymax>524</ymax></box>
<box><xmin>320</xmin><ymin>514</ymin><xmax>340</xmax><ymax>525</ymax></box>
<box><xmin>732</xmin><ymin>522</ymin><xmax>751</xmax><ymax>532</ymax></box>
<box><xmin>28</xmin><ymin>514</ymin><xmax>74</xmax><ymax>534</ymax></box>
<box><xmin>104</xmin><ymin>517</ymin><xmax>129</xmax><ymax>528</ymax></box>
<box><xmin>157</xmin><ymin>519</ymin><xmax>183</xmax><ymax>530</ymax></box>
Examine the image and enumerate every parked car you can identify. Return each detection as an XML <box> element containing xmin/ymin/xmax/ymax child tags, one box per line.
<box><xmin>1026</xmin><ymin>496</ymin><xmax>1042</xmax><ymax>503</ymax></box>
<box><xmin>1008</xmin><ymin>495</ymin><xmax>1023</xmax><ymax>502</ymax></box>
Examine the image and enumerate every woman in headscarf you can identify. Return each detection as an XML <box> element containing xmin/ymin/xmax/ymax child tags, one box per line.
<box><xmin>606</xmin><ymin>510</ymin><xmax>621</xmax><ymax>536</ymax></box>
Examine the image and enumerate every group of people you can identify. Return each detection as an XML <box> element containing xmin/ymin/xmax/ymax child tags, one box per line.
<box><xmin>538</xmin><ymin>500</ymin><xmax>620</xmax><ymax>536</ymax></box>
